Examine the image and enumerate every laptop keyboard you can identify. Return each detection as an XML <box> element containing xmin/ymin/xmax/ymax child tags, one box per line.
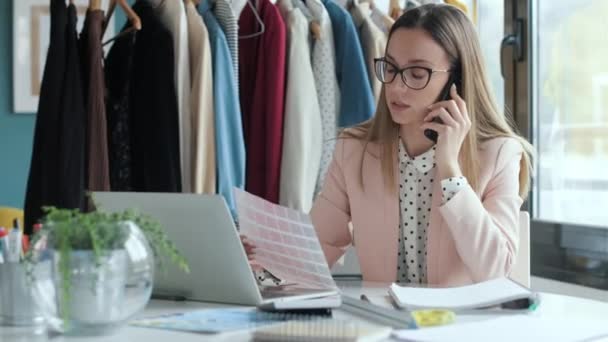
<box><xmin>260</xmin><ymin>286</ymin><xmax>333</xmax><ymax>300</ymax></box>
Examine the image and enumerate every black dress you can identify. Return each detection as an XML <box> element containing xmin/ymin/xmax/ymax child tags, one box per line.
<box><xmin>105</xmin><ymin>30</ymin><xmax>137</xmax><ymax>191</ymax></box>
<box><xmin>105</xmin><ymin>1</ymin><xmax>181</xmax><ymax>192</ymax></box>
<box><xmin>24</xmin><ymin>1</ymin><xmax>86</xmax><ymax>234</ymax></box>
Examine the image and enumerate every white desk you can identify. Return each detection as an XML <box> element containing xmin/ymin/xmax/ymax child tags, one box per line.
<box><xmin>2</xmin><ymin>281</ymin><xmax>608</xmax><ymax>342</ymax></box>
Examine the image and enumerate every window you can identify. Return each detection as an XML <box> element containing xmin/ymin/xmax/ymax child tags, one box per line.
<box><xmin>476</xmin><ymin>0</ymin><xmax>505</xmax><ymax>108</ymax></box>
<box><xmin>534</xmin><ymin>0</ymin><xmax>608</xmax><ymax>228</ymax></box>
<box><xmin>506</xmin><ymin>0</ymin><xmax>608</xmax><ymax>290</ymax></box>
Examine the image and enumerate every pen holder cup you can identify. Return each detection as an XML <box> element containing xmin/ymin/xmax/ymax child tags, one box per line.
<box><xmin>0</xmin><ymin>263</ymin><xmax>44</xmax><ymax>326</ymax></box>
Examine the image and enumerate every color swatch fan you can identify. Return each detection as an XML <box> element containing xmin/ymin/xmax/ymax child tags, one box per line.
<box><xmin>235</xmin><ymin>189</ymin><xmax>337</xmax><ymax>290</ymax></box>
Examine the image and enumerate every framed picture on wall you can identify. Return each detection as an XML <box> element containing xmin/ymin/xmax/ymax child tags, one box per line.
<box><xmin>12</xmin><ymin>0</ymin><xmax>115</xmax><ymax>114</ymax></box>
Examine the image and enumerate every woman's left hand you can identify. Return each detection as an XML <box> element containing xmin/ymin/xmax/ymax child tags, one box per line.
<box><xmin>420</xmin><ymin>84</ymin><xmax>471</xmax><ymax>179</ymax></box>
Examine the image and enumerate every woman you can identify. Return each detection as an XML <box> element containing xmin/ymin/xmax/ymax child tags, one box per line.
<box><xmin>244</xmin><ymin>3</ymin><xmax>533</xmax><ymax>286</ymax></box>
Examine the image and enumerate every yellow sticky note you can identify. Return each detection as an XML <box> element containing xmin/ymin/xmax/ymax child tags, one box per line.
<box><xmin>411</xmin><ymin>309</ymin><xmax>455</xmax><ymax>327</ymax></box>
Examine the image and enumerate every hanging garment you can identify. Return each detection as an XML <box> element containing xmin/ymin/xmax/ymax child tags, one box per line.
<box><xmin>239</xmin><ymin>0</ymin><xmax>287</xmax><ymax>204</ymax></box>
<box><xmin>277</xmin><ymin>0</ymin><xmax>323</xmax><ymax>212</ymax></box>
<box><xmin>370</xmin><ymin>5</ymin><xmax>394</xmax><ymax>34</ymax></box>
<box><xmin>444</xmin><ymin>0</ymin><xmax>469</xmax><ymax>15</ymax></box>
<box><xmin>214</xmin><ymin>0</ymin><xmax>239</xmax><ymax>92</ymax></box>
<box><xmin>79</xmin><ymin>9</ymin><xmax>110</xmax><ymax>194</ymax></box>
<box><xmin>322</xmin><ymin>0</ymin><xmax>375</xmax><ymax>128</ymax></box>
<box><xmin>199</xmin><ymin>2</ymin><xmax>246</xmax><ymax>217</ymax></box>
<box><xmin>185</xmin><ymin>1</ymin><xmax>216</xmax><ymax>194</ymax></box>
<box><xmin>351</xmin><ymin>0</ymin><xmax>387</xmax><ymax>106</ymax></box>
<box><xmin>293</xmin><ymin>0</ymin><xmax>340</xmax><ymax>196</ymax></box>
<box><xmin>128</xmin><ymin>1</ymin><xmax>182</xmax><ymax>191</ymax></box>
<box><xmin>105</xmin><ymin>31</ymin><xmax>136</xmax><ymax>192</ymax></box>
<box><xmin>407</xmin><ymin>0</ymin><xmax>423</xmax><ymax>8</ymax></box>
<box><xmin>156</xmin><ymin>0</ymin><xmax>192</xmax><ymax>192</ymax></box>
<box><xmin>25</xmin><ymin>1</ymin><xmax>86</xmax><ymax>233</ymax></box>
<box><xmin>389</xmin><ymin>0</ymin><xmax>402</xmax><ymax>19</ymax></box>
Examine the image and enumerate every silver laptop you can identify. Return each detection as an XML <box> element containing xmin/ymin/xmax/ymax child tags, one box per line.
<box><xmin>93</xmin><ymin>192</ymin><xmax>340</xmax><ymax>307</ymax></box>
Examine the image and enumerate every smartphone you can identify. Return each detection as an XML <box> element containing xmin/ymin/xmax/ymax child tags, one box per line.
<box><xmin>424</xmin><ymin>74</ymin><xmax>460</xmax><ymax>143</ymax></box>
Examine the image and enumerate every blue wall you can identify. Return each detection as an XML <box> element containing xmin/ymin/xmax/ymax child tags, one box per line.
<box><xmin>0</xmin><ymin>1</ymin><xmax>35</xmax><ymax>208</ymax></box>
<box><xmin>0</xmin><ymin>1</ymin><xmax>129</xmax><ymax>208</ymax></box>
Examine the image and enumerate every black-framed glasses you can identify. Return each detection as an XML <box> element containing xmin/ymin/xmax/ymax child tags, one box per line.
<box><xmin>374</xmin><ymin>58</ymin><xmax>452</xmax><ymax>90</ymax></box>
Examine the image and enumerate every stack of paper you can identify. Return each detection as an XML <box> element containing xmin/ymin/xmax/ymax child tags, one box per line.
<box><xmin>389</xmin><ymin>278</ymin><xmax>537</xmax><ymax>310</ymax></box>
<box><xmin>392</xmin><ymin>315</ymin><xmax>608</xmax><ymax>342</ymax></box>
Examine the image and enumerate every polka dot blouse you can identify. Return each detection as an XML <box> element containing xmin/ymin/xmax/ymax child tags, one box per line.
<box><xmin>397</xmin><ymin>139</ymin><xmax>467</xmax><ymax>284</ymax></box>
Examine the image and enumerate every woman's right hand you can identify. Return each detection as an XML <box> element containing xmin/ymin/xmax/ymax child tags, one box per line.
<box><xmin>240</xmin><ymin>234</ymin><xmax>257</xmax><ymax>260</ymax></box>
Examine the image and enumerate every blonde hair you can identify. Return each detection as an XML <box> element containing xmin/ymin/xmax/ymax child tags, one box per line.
<box><xmin>343</xmin><ymin>4</ymin><xmax>534</xmax><ymax>199</ymax></box>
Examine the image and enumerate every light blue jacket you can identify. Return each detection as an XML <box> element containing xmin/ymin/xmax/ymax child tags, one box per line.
<box><xmin>199</xmin><ymin>3</ymin><xmax>246</xmax><ymax>218</ymax></box>
<box><xmin>322</xmin><ymin>0</ymin><xmax>375</xmax><ymax>127</ymax></box>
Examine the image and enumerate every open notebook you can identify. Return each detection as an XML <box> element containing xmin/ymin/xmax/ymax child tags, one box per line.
<box><xmin>388</xmin><ymin>277</ymin><xmax>539</xmax><ymax>311</ymax></box>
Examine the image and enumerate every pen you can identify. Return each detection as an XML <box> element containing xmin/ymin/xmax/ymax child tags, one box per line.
<box><xmin>387</xmin><ymin>293</ymin><xmax>402</xmax><ymax>310</ymax></box>
<box><xmin>361</xmin><ymin>293</ymin><xmax>401</xmax><ymax>310</ymax></box>
<box><xmin>22</xmin><ymin>235</ymin><xmax>30</xmax><ymax>254</ymax></box>
<box><xmin>7</xmin><ymin>219</ymin><xmax>22</xmax><ymax>262</ymax></box>
<box><xmin>360</xmin><ymin>294</ymin><xmax>371</xmax><ymax>303</ymax></box>
<box><xmin>32</xmin><ymin>223</ymin><xmax>47</xmax><ymax>252</ymax></box>
<box><xmin>0</xmin><ymin>227</ymin><xmax>9</xmax><ymax>263</ymax></box>
<box><xmin>342</xmin><ymin>295</ymin><xmax>416</xmax><ymax>329</ymax></box>
<box><xmin>33</xmin><ymin>223</ymin><xmax>42</xmax><ymax>234</ymax></box>
<box><xmin>0</xmin><ymin>227</ymin><xmax>5</xmax><ymax>264</ymax></box>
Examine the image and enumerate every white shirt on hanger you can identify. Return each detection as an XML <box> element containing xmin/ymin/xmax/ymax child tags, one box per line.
<box><xmin>293</xmin><ymin>0</ymin><xmax>341</xmax><ymax>197</ymax></box>
<box><xmin>351</xmin><ymin>0</ymin><xmax>388</xmax><ymax>106</ymax></box>
<box><xmin>277</xmin><ymin>0</ymin><xmax>323</xmax><ymax>212</ymax></box>
<box><xmin>156</xmin><ymin>0</ymin><xmax>192</xmax><ymax>192</ymax></box>
<box><xmin>178</xmin><ymin>0</ymin><xmax>192</xmax><ymax>193</ymax></box>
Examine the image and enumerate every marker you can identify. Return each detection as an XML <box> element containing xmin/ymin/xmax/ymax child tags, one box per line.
<box><xmin>33</xmin><ymin>223</ymin><xmax>43</xmax><ymax>234</ymax></box>
<box><xmin>7</xmin><ymin>219</ymin><xmax>22</xmax><ymax>262</ymax></box>
<box><xmin>22</xmin><ymin>235</ymin><xmax>30</xmax><ymax>254</ymax></box>
<box><xmin>0</xmin><ymin>227</ymin><xmax>6</xmax><ymax>263</ymax></box>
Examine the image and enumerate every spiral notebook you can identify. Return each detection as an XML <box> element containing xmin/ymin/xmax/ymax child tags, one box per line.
<box><xmin>388</xmin><ymin>277</ymin><xmax>539</xmax><ymax>311</ymax></box>
<box><xmin>253</xmin><ymin>321</ymin><xmax>392</xmax><ymax>342</ymax></box>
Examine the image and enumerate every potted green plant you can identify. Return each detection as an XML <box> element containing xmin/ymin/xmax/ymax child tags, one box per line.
<box><xmin>25</xmin><ymin>205</ymin><xmax>189</xmax><ymax>335</ymax></box>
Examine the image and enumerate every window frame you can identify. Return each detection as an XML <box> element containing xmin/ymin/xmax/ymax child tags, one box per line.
<box><xmin>503</xmin><ymin>0</ymin><xmax>608</xmax><ymax>290</ymax></box>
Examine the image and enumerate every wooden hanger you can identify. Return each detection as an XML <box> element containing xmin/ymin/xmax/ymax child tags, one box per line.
<box><xmin>306</xmin><ymin>0</ymin><xmax>322</xmax><ymax>40</ymax></box>
<box><xmin>101</xmin><ymin>0</ymin><xmax>142</xmax><ymax>47</ymax></box>
<box><xmin>89</xmin><ymin>0</ymin><xmax>102</xmax><ymax>10</ymax></box>
<box><xmin>382</xmin><ymin>13</ymin><xmax>395</xmax><ymax>30</ymax></box>
<box><xmin>102</xmin><ymin>0</ymin><xmax>142</xmax><ymax>37</ymax></box>
<box><xmin>360</xmin><ymin>0</ymin><xmax>393</xmax><ymax>30</ymax></box>
<box><xmin>389</xmin><ymin>0</ymin><xmax>401</xmax><ymax>20</ymax></box>
<box><xmin>359</xmin><ymin>0</ymin><xmax>375</xmax><ymax>10</ymax></box>
<box><xmin>310</xmin><ymin>20</ymin><xmax>321</xmax><ymax>40</ymax></box>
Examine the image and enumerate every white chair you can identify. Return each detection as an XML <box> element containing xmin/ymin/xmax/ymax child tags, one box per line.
<box><xmin>510</xmin><ymin>211</ymin><xmax>531</xmax><ymax>288</ymax></box>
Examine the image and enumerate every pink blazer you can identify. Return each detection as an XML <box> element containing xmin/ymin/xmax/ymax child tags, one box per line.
<box><xmin>310</xmin><ymin>136</ymin><xmax>524</xmax><ymax>286</ymax></box>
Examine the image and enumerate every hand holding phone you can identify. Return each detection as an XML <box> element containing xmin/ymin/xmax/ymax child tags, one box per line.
<box><xmin>424</xmin><ymin>75</ymin><xmax>459</xmax><ymax>143</ymax></box>
<box><xmin>420</xmin><ymin>78</ymin><xmax>471</xmax><ymax>177</ymax></box>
